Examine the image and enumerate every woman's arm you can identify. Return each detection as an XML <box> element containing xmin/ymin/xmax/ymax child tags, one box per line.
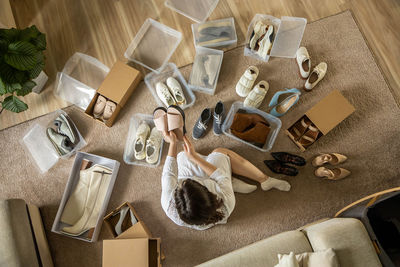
<box><xmin>161</xmin><ymin>131</ymin><xmax>178</xmax><ymax>212</ymax></box>
<box><xmin>183</xmin><ymin>136</ymin><xmax>217</xmax><ymax>176</ymax></box>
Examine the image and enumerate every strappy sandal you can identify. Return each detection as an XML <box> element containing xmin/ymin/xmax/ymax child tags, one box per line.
<box><xmin>290</xmin><ymin>117</ymin><xmax>312</xmax><ymax>140</ymax></box>
<box><xmin>167</xmin><ymin>105</ymin><xmax>186</xmax><ymax>142</ymax></box>
<box><xmin>298</xmin><ymin>124</ymin><xmax>319</xmax><ymax>147</ymax></box>
<box><xmin>315</xmin><ymin>167</ymin><xmax>351</xmax><ymax>180</ymax></box>
<box><xmin>153</xmin><ymin>107</ymin><xmax>168</xmax><ymax>142</ymax></box>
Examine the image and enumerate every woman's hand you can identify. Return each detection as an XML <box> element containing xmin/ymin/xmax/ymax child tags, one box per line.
<box><xmin>183</xmin><ymin>135</ymin><xmax>199</xmax><ymax>162</ymax></box>
<box><xmin>164</xmin><ymin>131</ymin><xmax>177</xmax><ymax>144</ymax></box>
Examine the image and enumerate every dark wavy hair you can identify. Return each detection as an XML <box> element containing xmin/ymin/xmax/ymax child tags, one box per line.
<box><xmin>174</xmin><ymin>179</ymin><xmax>224</xmax><ymax>226</ymax></box>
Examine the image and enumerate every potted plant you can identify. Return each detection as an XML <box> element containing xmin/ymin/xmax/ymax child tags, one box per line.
<box><xmin>0</xmin><ymin>25</ymin><xmax>46</xmax><ymax>113</ymax></box>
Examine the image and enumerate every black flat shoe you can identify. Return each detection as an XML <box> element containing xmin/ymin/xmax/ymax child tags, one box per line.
<box><xmin>264</xmin><ymin>160</ymin><xmax>298</xmax><ymax>176</ymax></box>
<box><xmin>271</xmin><ymin>152</ymin><xmax>306</xmax><ymax>166</ymax></box>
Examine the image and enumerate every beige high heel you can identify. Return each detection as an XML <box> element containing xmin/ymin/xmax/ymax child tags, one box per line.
<box><xmin>315</xmin><ymin>167</ymin><xmax>351</xmax><ymax>180</ymax></box>
<box><xmin>312</xmin><ymin>153</ymin><xmax>347</xmax><ymax>167</ymax></box>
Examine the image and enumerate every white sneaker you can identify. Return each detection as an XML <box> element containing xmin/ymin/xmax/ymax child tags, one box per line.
<box><xmin>296</xmin><ymin>47</ymin><xmax>311</xmax><ymax>79</ymax></box>
<box><xmin>145</xmin><ymin>127</ymin><xmax>163</xmax><ymax>164</ymax></box>
<box><xmin>249</xmin><ymin>21</ymin><xmax>267</xmax><ymax>50</ymax></box>
<box><xmin>304</xmin><ymin>62</ymin><xmax>327</xmax><ymax>91</ymax></box>
<box><xmin>235</xmin><ymin>66</ymin><xmax>259</xmax><ymax>97</ymax></box>
<box><xmin>134</xmin><ymin>122</ymin><xmax>150</xmax><ymax>160</ymax></box>
<box><xmin>244</xmin><ymin>81</ymin><xmax>269</xmax><ymax>108</ymax></box>
<box><xmin>256</xmin><ymin>25</ymin><xmax>274</xmax><ymax>59</ymax></box>
<box><xmin>166</xmin><ymin>77</ymin><xmax>186</xmax><ymax>106</ymax></box>
<box><xmin>156</xmin><ymin>82</ymin><xmax>176</xmax><ymax>107</ymax></box>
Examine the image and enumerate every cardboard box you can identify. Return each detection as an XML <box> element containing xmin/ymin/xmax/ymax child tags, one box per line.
<box><xmin>85</xmin><ymin>61</ymin><xmax>142</xmax><ymax>127</ymax></box>
<box><xmin>103</xmin><ymin>238</ymin><xmax>161</xmax><ymax>267</ymax></box>
<box><xmin>286</xmin><ymin>90</ymin><xmax>355</xmax><ymax>151</ymax></box>
<box><xmin>104</xmin><ymin>202</ymin><xmax>152</xmax><ymax>239</ymax></box>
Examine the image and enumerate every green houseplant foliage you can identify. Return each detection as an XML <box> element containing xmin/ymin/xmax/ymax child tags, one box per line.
<box><xmin>0</xmin><ymin>25</ymin><xmax>46</xmax><ymax>113</ymax></box>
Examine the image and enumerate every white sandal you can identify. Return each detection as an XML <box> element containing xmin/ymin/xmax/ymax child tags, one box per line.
<box><xmin>244</xmin><ymin>80</ymin><xmax>269</xmax><ymax>108</ymax></box>
<box><xmin>166</xmin><ymin>77</ymin><xmax>186</xmax><ymax>106</ymax></box>
<box><xmin>235</xmin><ymin>66</ymin><xmax>259</xmax><ymax>97</ymax></box>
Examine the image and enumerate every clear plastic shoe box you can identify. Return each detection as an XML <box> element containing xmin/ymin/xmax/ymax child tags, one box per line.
<box><xmin>52</xmin><ymin>152</ymin><xmax>120</xmax><ymax>242</ymax></box>
<box><xmin>54</xmin><ymin>52</ymin><xmax>110</xmax><ymax>110</ymax></box>
<box><xmin>192</xmin><ymin>17</ymin><xmax>237</xmax><ymax>48</ymax></box>
<box><xmin>244</xmin><ymin>14</ymin><xmax>307</xmax><ymax>62</ymax></box>
<box><xmin>21</xmin><ymin>110</ymin><xmax>87</xmax><ymax>173</ymax></box>
<box><xmin>165</xmin><ymin>0</ymin><xmax>219</xmax><ymax>23</ymax></box>
<box><xmin>144</xmin><ymin>63</ymin><xmax>195</xmax><ymax>110</ymax></box>
<box><xmin>124</xmin><ymin>18</ymin><xmax>197</xmax><ymax>109</ymax></box>
<box><xmin>188</xmin><ymin>46</ymin><xmax>224</xmax><ymax>95</ymax></box>
<box><xmin>123</xmin><ymin>113</ymin><xmax>164</xmax><ymax>167</ymax></box>
<box><xmin>222</xmin><ymin>101</ymin><xmax>282</xmax><ymax>152</ymax></box>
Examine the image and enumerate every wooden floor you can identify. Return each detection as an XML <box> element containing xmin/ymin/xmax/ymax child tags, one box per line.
<box><xmin>1</xmin><ymin>0</ymin><xmax>399</xmax><ymax>130</ymax></box>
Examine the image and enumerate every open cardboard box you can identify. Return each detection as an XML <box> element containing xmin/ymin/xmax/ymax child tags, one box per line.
<box><xmin>286</xmin><ymin>90</ymin><xmax>355</xmax><ymax>151</ymax></box>
<box><xmin>85</xmin><ymin>61</ymin><xmax>142</xmax><ymax>127</ymax></box>
<box><xmin>103</xmin><ymin>238</ymin><xmax>161</xmax><ymax>267</ymax></box>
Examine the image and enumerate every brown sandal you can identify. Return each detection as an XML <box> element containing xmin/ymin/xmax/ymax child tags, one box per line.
<box><xmin>298</xmin><ymin>124</ymin><xmax>319</xmax><ymax>147</ymax></box>
<box><xmin>291</xmin><ymin>117</ymin><xmax>312</xmax><ymax>140</ymax></box>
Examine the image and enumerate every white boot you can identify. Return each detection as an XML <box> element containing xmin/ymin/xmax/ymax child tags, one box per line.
<box><xmin>232</xmin><ymin>177</ymin><xmax>257</xmax><ymax>194</ymax></box>
<box><xmin>261</xmin><ymin>177</ymin><xmax>291</xmax><ymax>192</ymax></box>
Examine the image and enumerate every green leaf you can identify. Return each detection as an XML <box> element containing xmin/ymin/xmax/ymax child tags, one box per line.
<box><xmin>0</xmin><ymin>28</ymin><xmax>19</xmax><ymax>42</ymax></box>
<box><xmin>29</xmin><ymin>53</ymin><xmax>45</xmax><ymax>79</ymax></box>
<box><xmin>17</xmin><ymin>80</ymin><xmax>36</xmax><ymax>96</ymax></box>
<box><xmin>5</xmin><ymin>41</ymin><xmax>39</xmax><ymax>70</ymax></box>
<box><xmin>0</xmin><ymin>61</ymin><xmax>29</xmax><ymax>84</ymax></box>
<box><xmin>2</xmin><ymin>95</ymin><xmax>28</xmax><ymax>113</ymax></box>
<box><xmin>5</xmin><ymin>83</ymin><xmax>22</xmax><ymax>94</ymax></box>
<box><xmin>19</xmin><ymin>25</ymin><xmax>40</xmax><ymax>41</ymax></box>
<box><xmin>32</xmin><ymin>33</ymin><xmax>46</xmax><ymax>50</ymax></box>
<box><xmin>0</xmin><ymin>78</ymin><xmax>6</xmax><ymax>95</ymax></box>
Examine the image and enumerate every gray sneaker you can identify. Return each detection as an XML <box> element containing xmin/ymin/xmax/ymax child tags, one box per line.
<box><xmin>53</xmin><ymin>114</ymin><xmax>78</xmax><ymax>144</ymax></box>
<box><xmin>213</xmin><ymin>101</ymin><xmax>225</xmax><ymax>135</ymax></box>
<box><xmin>192</xmin><ymin>108</ymin><xmax>211</xmax><ymax>140</ymax></box>
<box><xmin>46</xmin><ymin>128</ymin><xmax>73</xmax><ymax>156</ymax></box>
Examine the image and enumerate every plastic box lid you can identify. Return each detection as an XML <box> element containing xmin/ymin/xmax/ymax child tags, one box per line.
<box><xmin>54</xmin><ymin>53</ymin><xmax>110</xmax><ymax>110</ymax></box>
<box><xmin>21</xmin><ymin>110</ymin><xmax>87</xmax><ymax>173</ymax></box>
<box><xmin>124</xmin><ymin>114</ymin><xmax>164</xmax><ymax>168</ymax></box>
<box><xmin>165</xmin><ymin>0</ymin><xmax>219</xmax><ymax>23</ymax></box>
<box><xmin>124</xmin><ymin>18</ymin><xmax>182</xmax><ymax>73</ymax></box>
<box><xmin>192</xmin><ymin>17</ymin><xmax>237</xmax><ymax>48</ymax></box>
<box><xmin>144</xmin><ymin>63</ymin><xmax>195</xmax><ymax>110</ymax></box>
<box><xmin>222</xmin><ymin>102</ymin><xmax>281</xmax><ymax>152</ymax></box>
<box><xmin>244</xmin><ymin>14</ymin><xmax>307</xmax><ymax>62</ymax></box>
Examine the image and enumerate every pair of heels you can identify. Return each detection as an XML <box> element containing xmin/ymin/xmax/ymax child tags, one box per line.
<box><xmin>313</xmin><ymin>153</ymin><xmax>350</xmax><ymax>180</ymax></box>
<box><xmin>93</xmin><ymin>95</ymin><xmax>117</xmax><ymax>121</ymax></box>
<box><xmin>153</xmin><ymin>105</ymin><xmax>186</xmax><ymax>142</ymax></box>
<box><xmin>264</xmin><ymin>152</ymin><xmax>306</xmax><ymax>176</ymax></box>
<box><xmin>268</xmin><ymin>88</ymin><xmax>301</xmax><ymax>117</ymax></box>
<box><xmin>46</xmin><ymin>113</ymin><xmax>79</xmax><ymax>156</ymax></box>
<box><xmin>133</xmin><ymin>121</ymin><xmax>163</xmax><ymax>164</ymax></box>
<box><xmin>156</xmin><ymin>77</ymin><xmax>186</xmax><ymax>107</ymax></box>
<box><xmin>290</xmin><ymin>116</ymin><xmax>320</xmax><ymax>147</ymax></box>
<box><xmin>113</xmin><ymin>206</ymin><xmax>138</xmax><ymax>236</ymax></box>
<box><xmin>296</xmin><ymin>47</ymin><xmax>328</xmax><ymax>91</ymax></box>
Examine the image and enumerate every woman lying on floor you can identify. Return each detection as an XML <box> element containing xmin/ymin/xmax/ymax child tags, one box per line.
<box><xmin>161</xmin><ymin>131</ymin><xmax>291</xmax><ymax>230</ymax></box>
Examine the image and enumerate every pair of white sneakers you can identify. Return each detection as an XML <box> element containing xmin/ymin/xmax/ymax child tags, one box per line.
<box><xmin>134</xmin><ymin>122</ymin><xmax>163</xmax><ymax>164</ymax></box>
<box><xmin>236</xmin><ymin>66</ymin><xmax>269</xmax><ymax>108</ymax></box>
<box><xmin>296</xmin><ymin>47</ymin><xmax>328</xmax><ymax>91</ymax></box>
<box><xmin>156</xmin><ymin>77</ymin><xmax>186</xmax><ymax>107</ymax></box>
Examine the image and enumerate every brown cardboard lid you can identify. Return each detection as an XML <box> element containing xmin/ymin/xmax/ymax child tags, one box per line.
<box><xmin>97</xmin><ymin>61</ymin><xmax>141</xmax><ymax>107</ymax></box>
<box><xmin>103</xmin><ymin>238</ymin><xmax>149</xmax><ymax>267</ymax></box>
<box><xmin>306</xmin><ymin>90</ymin><xmax>355</xmax><ymax>135</ymax></box>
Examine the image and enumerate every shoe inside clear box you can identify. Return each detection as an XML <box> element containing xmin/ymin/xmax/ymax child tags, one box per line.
<box><xmin>21</xmin><ymin>110</ymin><xmax>87</xmax><ymax>173</ymax></box>
<box><xmin>144</xmin><ymin>63</ymin><xmax>196</xmax><ymax>110</ymax></box>
<box><xmin>124</xmin><ymin>18</ymin><xmax>182</xmax><ymax>73</ymax></box>
<box><xmin>124</xmin><ymin>114</ymin><xmax>164</xmax><ymax>167</ymax></box>
<box><xmin>221</xmin><ymin>101</ymin><xmax>282</xmax><ymax>152</ymax></box>
<box><xmin>54</xmin><ymin>53</ymin><xmax>110</xmax><ymax>110</ymax></box>
<box><xmin>192</xmin><ymin>17</ymin><xmax>237</xmax><ymax>48</ymax></box>
<box><xmin>189</xmin><ymin>46</ymin><xmax>223</xmax><ymax>95</ymax></box>
<box><xmin>244</xmin><ymin>14</ymin><xmax>307</xmax><ymax>62</ymax></box>
<box><xmin>165</xmin><ymin>0</ymin><xmax>219</xmax><ymax>23</ymax></box>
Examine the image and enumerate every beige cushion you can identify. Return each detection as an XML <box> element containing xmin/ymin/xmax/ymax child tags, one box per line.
<box><xmin>302</xmin><ymin>218</ymin><xmax>382</xmax><ymax>267</ymax></box>
<box><xmin>275</xmin><ymin>248</ymin><xmax>340</xmax><ymax>267</ymax></box>
<box><xmin>196</xmin><ymin>230</ymin><xmax>312</xmax><ymax>267</ymax></box>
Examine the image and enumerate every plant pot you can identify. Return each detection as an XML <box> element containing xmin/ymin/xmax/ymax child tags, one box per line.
<box><xmin>32</xmin><ymin>71</ymin><xmax>48</xmax><ymax>94</ymax></box>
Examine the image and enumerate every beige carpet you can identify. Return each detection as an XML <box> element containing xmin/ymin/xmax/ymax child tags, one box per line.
<box><xmin>0</xmin><ymin>11</ymin><xmax>399</xmax><ymax>267</ymax></box>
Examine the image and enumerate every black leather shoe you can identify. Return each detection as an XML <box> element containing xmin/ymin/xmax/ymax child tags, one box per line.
<box><xmin>271</xmin><ymin>152</ymin><xmax>306</xmax><ymax>166</ymax></box>
<box><xmin>264</xmin><ymin>160</ymin><xmax>298</xmax><ymax>176</ymax></box>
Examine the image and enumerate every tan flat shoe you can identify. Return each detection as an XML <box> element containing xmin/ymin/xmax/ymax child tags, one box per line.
<box><xmin>93</xmin><ymin>95</ymin><xmax>107</xmax><ymax>118</ymax></box>
<box><xmin>312</xmin><ymin>153</ymin><xmax>348</xmax><ymax>167</ymax></box>
<box><xmin>315</xmin><ymin>167</ymin><xmax>351</xmax><ymax>180</ymax></box>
